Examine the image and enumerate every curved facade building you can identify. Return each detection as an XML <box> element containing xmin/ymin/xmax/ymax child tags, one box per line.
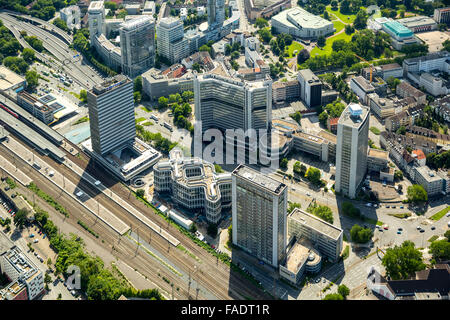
<box><xmin>271</xmin><ymin>7</ymin><xmax>334</xmax><ymax>39</ymax></box>
<box><xmin>153</xmin><ymin>148</ymin><xmax>232</xmax><ymax>224</ymax></box>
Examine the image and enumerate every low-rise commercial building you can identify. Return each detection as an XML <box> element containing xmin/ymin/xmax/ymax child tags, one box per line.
<box><xmin>287</xmin><ymin>208</ymin><xmax>343</xmax><ymax>262</ymax></box>
<box><xmin>397</xmin><ymin>16</ymin><xmax>437</xmax><ymax>33</ymax></box>
<box><xmin>380</xmin><ymin>131</ymin><xmax>438</xmax><ymax>155</ymax></box>
<box><xmin>142</xmin><ymin>68</ymin><xmax>194</xmax><ymax>101</ymax></box>
<box><xmin>367</xmin><ymin>148</ymin><xmax>389</xmax><ymax>174</ymax></box>
<box><xmin>272</xmin><ymin>80</ymin><xmax>300</xmax><ymax>104</ymax></box>
<box><xmin>434</xmin><ymin>7</ymin><xmax>450</xmax><ymax>24</ymax></box>
<box><xmin>385</xmin><ymin>110</ymin><xmax>411</xmax><ymax>132</ymax></box>
<box><xmin>279</xmin><ymin>238</ymin><xmax>322</xmax><ymax>285</ymax></box>
<box><xmin>16</xmin><ymin>91</ymin><xmax>56</xmax><ymax>125</ymax></box>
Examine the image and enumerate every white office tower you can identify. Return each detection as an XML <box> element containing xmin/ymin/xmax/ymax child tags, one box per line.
<box><xmin>194</xmin><ymin>73</ymin><xmax>272</xmax><ymax>134</ymax></box>
<box><xmin>120</xmin><ymin>16</ymin><xmax>156</xmax><ymax>78</ymax></box>
<box><xmin>87</xmin><ymin>75</ymin><xmax>135</xmax><ymax>156</ymax></box>
<box><xmin>335</xmin><ymin>103</ymin><xmax>370</xmax><ymax>199</ymax></box>
<box><xmin>156</xmin><ymin>17</ymin><xmax>190</xmax><ymax>64</ymax></box>
<box><xmin>88</xmin><ymin>1</ymin><xmax>106</xmax><ymax>43</ymax></box>
<box><xmin>232</xmin><ymin>165</ymin><xmax>287</xmax><ymax>267</ymax></box>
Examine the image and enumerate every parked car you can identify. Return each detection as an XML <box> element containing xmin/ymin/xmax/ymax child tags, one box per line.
<box><xmin>420</xmin><ymin>229</ymin><xmax>425</xmax><ymax>233</ymax></box>
<box><xmin>431</xmin><ymin>226</ymin><xmax>436</xmax><ymax>230</ymax></box>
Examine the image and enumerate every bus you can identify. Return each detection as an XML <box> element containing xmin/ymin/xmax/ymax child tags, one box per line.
<box><xmin>163</xmin><ymin>122</ymin><xmax>173</xmax><ymax>131</ymax></box>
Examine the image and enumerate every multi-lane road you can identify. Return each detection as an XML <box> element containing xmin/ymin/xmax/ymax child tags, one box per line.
<box><xmin>0</xmin><ymin>12</ymin><xmax>103</xmax><ymax>89</ymax></box>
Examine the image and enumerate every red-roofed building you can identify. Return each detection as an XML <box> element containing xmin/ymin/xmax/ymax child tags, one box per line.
<box><xmin>412</xmin><ymin>149</ymin><xmax>426</xmax><ymax>166</ymax></box>
<box><xmin>327</xmin><ymin>117</ymin><xmax>339</xmax><ymax>134</ymax></box>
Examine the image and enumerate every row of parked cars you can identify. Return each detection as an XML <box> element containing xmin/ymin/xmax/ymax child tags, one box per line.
<box><xmin>0</xmin><ymin>197</ymin><xmax>16</xmax><ymax>217</ymax></box>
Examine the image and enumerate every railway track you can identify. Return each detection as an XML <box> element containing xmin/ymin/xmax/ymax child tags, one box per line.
<box><xmin>0</xmin><ymin>134</ymin><xmax>271</xmax><ymax>300</ymax></box>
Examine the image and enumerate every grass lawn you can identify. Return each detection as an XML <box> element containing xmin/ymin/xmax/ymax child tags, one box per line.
<box><xmin>310</xmin><ymin>31</ymin><xmax>353</xmax><ymax>57</ymax></box>
<box><xmin>333</xmin><ymin>20</ymin><xmax>345</xmax><ymax>33</ymax></box>
<box><xmin>430</xmin><ymin>206</ymin><xmax>450</xmax><ymax>221</ymax></box>
<box><xmin>428</xmin><ymin>235</ymin><xmax>439</xmax><ymax>242</ymax></box>
<box><xmin>286</xmin><ymin>41</ymin><xmax>304</xmax><ymax>58</ymax></box>
<box><xmin>135</xmin><ymin>117</ymin><xmax>147</xmax><ymax>123</ymax></box>
<box><xmin>370</xmin><ymin>127</ymin><xmax>381</xmax><ymax>135</ymax></box>
<box><xmin>140</xmin><ymin>106</ymin><xmax>151</xmax><ymax>112</ymax></box>
<box><xmin>326</xmin><ymin>6</ymin><xmax>357</xmax><ymax>24</ymax></box>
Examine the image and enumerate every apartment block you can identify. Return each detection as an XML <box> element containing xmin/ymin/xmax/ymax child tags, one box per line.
<box><xmin>297</xmin><ymin>69</ymin><xmax>321</xmax><ymax>108</ymax></box>
<box><xmin>16</xmin><ymin>91</ymin><xmax>55</xmax><ymax>124</ymax></box>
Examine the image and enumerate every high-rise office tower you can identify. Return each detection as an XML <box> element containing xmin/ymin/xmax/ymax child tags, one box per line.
<box><xmin>156</xmin><ymin>17</ymin><xmax>190</xmax><ymax>64</ymax></box>
<box><xmin>298</xmin><ymin>69</ymin><xmax>322</xmax><ymax>108</ymax></box>
<box><xmin>232</xmin><ymin>165</ymin><xmax>287</xmax><ymax>267</ymax></box>
<box><xmin>120</xmin><ymin>16</ymin><xmax>156</xmax><ymax>78</ymax></box>
<box><xmin>207</xmin><ymin>0</ymin><xmax>225</xmax><ymax>27</ymax></box>
<box><xmin>194</xmin><ymin>73</ymin><xmax>272</xmax><ymax>134</ymax></box>
<box><xmin>207</xmin><ymin>0</ymin><xmax>216</xmax><ymax>27</ymax></box>
<box><xmin>87</xmin><ymin>1</ymin><xmax>105</xmax><ymax>43</ymax></box>
<box><xmin>335</xmin><ymin>103</ymin><xmax>370</xmax><ymax>199</ymax></box>
<box><xmin>87</xmin><ymin>75</ymin><xmax>135</xmax><ymax>156</ymax></box>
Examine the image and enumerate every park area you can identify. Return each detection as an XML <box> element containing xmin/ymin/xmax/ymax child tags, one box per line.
<box><xmin>310</xmin><ymin>31</ymin><xmax>354</xmax><ymax>57</ymax></box>
<box><xmin>286</xmin><ymin>41</ymin><xmax>304</xmax><ymax>58</ymax></box>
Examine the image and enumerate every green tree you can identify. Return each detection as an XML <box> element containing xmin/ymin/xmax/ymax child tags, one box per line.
<box><xmin>337</xmin><ymin>284</ymin><xmax>350</xmax><ymax>299</ymax></box>
<box><xmin>258</xmin><ymin>28</ymin><xmax>272</xmax><ymax>44</ymax></box>
<box><xmin>394</xmin><ymin>170</ymin><xmax>403</xmax><ymax>181</ymax></box>
<box><xmin>52</xmin><ymin>17</ymin><xmax>68</xmax><ymax>32</ymax></box>
<box><xmin>297</xmin><ymin>48</ymin><xmax>310</xmax><ymax>64</ymax></box>
<box><xmin>350</xmin><ymin>224</ymin><xmax>373</xmax><ymax>243</ymax></box>
<box><xmin>317</xmin><ymin>36</ymin><xmax>326</xmax><ymax>47</ymax></box>
<box><xmin>342</xmin><ymin>201</ymin><xmax>360</xmax><ymax>218</ymax></box>
<box><xmin>133</xmin><ymin>91</ymin><xmax>141</xmax><ymax>104</ymax></box>
<box><xmin>182</xmin><ymin>91</ymin><xmax>194</xmax><ymax>102</ymax></box>
<box><xmin>318</xmin><ymin>111</ymin><xmax>328</xmax><ymax>126</ymax></box>
<box><xmin>22</xmin><ymin>48</ymin><xmax>35</xmax><ymax>63</ymax></box>
<box><xmin>396</xmin><ymin>126</ymin><xmax>406</xmax><ymax>135</ymax></box>
<box><xmin>214</xmin><ymin>164</ymin><xmax>224</xmax><ymax>173</ymax></box>
<box><xmin>44</xmin><ymin>273</ymin><xmax>52</xmax><ymax>284</ymax></box>
<box><xmin>288</xmin><ymin>202</ymin><xmax>301</xmax><ymax>213</ymax></box>
<box><xmin>353</xmin><ymin>9</ymin><xmax>368</xmax><ymax>29</ymax></box>
<box><xmin>189</xmin><ymin>223</ymin><xmax>197</xmax><ymax>233</ymax></box>
<box><xmin>323</xmin><ymin>293</ymin><xmax>344</xmax><ymax>300</ymax></box>
<box><xmin>345</xmin><ymin>24</ymin><xmax>354</xmax><ymax>35</ymax></box>
<box><xmin>136</xmin><ymin>189</ymin><xmax>145</xmax><ymax>198</ymax></box>
<box><xmin>255</xmin><ymin>17</ymin><xmax>268</xmax><ymax>29</ymax></box>
<box><xmin>79</xmin><ymin>89</ymin><xmax>87</xmax><ymax>103</ymax></box>
<box><xmin>429</xmin><ymin>240</ymin><xmax>450</xmax><ymax>261</ymax></box>
<box><xmin>134</xmin><ymin>76</ymin><xmax>143</xmax><ymax>93</ymax></box>
<box><xmin>199</xmin><ymin>45</ymin><xmax>211</xmax><ymax>53</ymax></box>
<box><xmin>305</xmin><ymin>167</ymin><xmax>321</xmax><ymax>185</ymax></box>
<box><xmin>207</xmin><ymin>224</ymin><xmax>218</xmax><ymax>238</ymax></box>
<box><xmin>382</xmin><ymin>241</ymin><xmax>425</xmax><ymax>280</ymax></box>
<box><xmin>289</xmin><ymin>111</ymin><xmax>302</xmax><ymax>124</ymax></box>
<box><xmin>25</xmin><ymin>70</ymin><xmax>39</xmax><ymax>90</ymax></box>
<box><xmin>13</xmin><ymin>209</ymin><xmax>29</xmax><ymax>228</ymax></box>
<box><xmin>407</xmin><ymin>184</ymin><xmax>428</xmax><ymax>203</ymax></box>
<box><xmin>158</xmin><ymin>96</ymin><xmax>169</xmax><ymax>109</ymax></box>
<box><xmin>280</xmin><ymin>158</ymin><xmax>288</xmax><ymax>169</ymax></box>
<box><xmin>445</xmin><ymin>230</ymin><xmax>450</xmax><ymax>242</ymax></box>
<box><xmin>308</xmin><ymin>203</ymin><xmax>333</xmax><ymax>223</ymax></box>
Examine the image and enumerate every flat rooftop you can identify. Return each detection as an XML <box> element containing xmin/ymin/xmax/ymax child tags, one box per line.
<box><xmin>415</xmin><ymin>166</ymin><xmax>443</xmax><ymax>183</ymax></box>
<box><xmin>92</xmin><ymin>75</ymin><xmax>130</xmax><ymax>96</ymax></box>
<box><xmin>352</xmin><ymin>76</ymin><xmax>375</xmax><ymax>92</ymax></box>
<box><xmin>1</xmin><ymin>95</ymin><xmax>64</xmax><ymax>144</ymax></box>
<box><xmin>317</xmin><ymin>129</ymin><xmax>337</xmax><ymax>144</ymax></box>
<box><xmin>272</xmin><ymin>7</ymin><xmax>333</xmax><ymax>30</ymax></box>
<box><xmin>233</xmin><ymin>164</ymin><xmax>286</xmax><ymax>195</ymax></box>
<box><xmin>285</xmin><ymin>238</ymin><xmax>320</xmax><ymax>273</ymax></box>
<box><xmin>397</xmin><ymin>16</ymin><xmax>437</xmax><ymax>28</ymax></box>
<box><xmin>298</xmin><ymin>69</ymin><xmax>320</xmax><ymax>83</ymax></box>
<box><xmin>289</xmin><ymin>208</ymin><xmax>343</xmax><ymax>240</ymax></box>
<box><xmin>0</xmin><ymin>66</ymin><xmax>25</xmax><ymax>91</ymax></box>
<box><xmin>368</xmin><ymin>148</ymin><xmax>389</xmax><ymax>160</ymax></box>
<box><xmin>0</xmin><ymin>108</ymin><xmax>66</xmax><ymax>160</ymax></box>
<box><xmin>338</xmin><ymin>103</ymin><xmax>369</xmax><ymax>129</ymax></box>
